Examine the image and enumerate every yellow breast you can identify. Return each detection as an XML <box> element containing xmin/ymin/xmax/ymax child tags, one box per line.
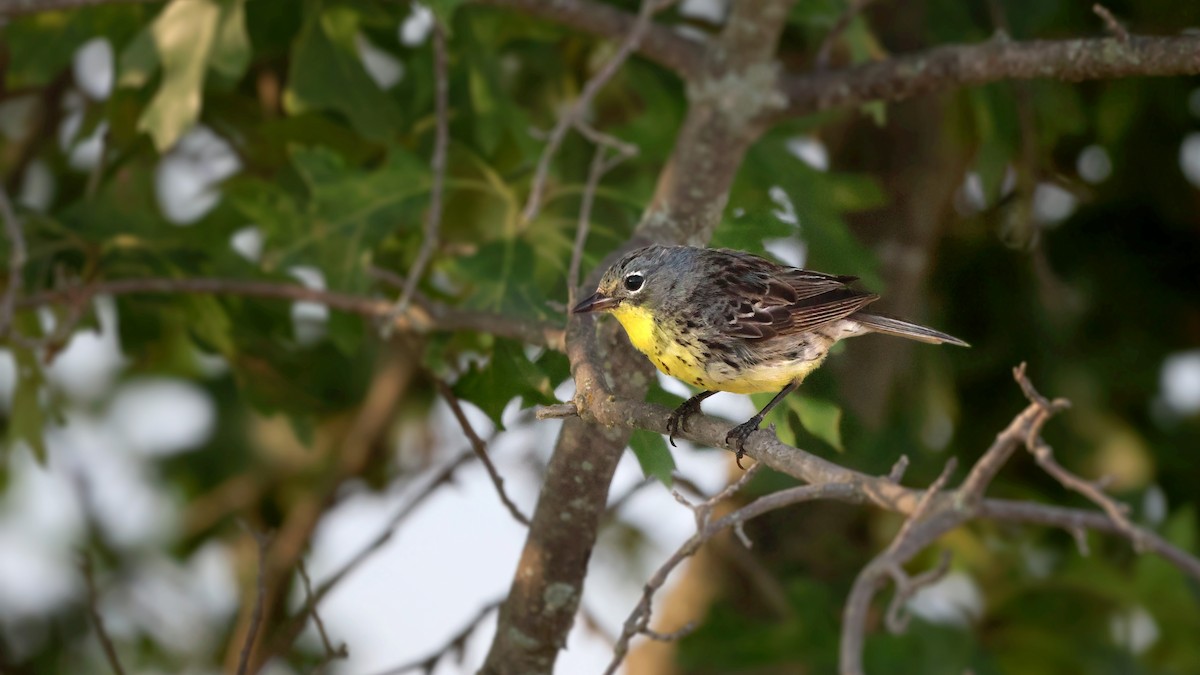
<box><xmin>607</xmin><ymin>304</ymin><xmax>827</xmax><ymax>394</ymax></box>
<box><xmin>609</xmin><ymin>304</ymin><xmax>708</xmax><ymax>388</ymax></box>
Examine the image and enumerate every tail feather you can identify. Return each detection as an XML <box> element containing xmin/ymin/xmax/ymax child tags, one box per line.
<box><xmin>851</xmin><ymin>313</ymin><xmax>970</xmax><ymax>347</ymax></box>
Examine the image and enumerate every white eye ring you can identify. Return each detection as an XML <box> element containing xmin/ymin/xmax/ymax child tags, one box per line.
<box><xmin>624</xmin><ymin>272</ymin><xmax>645</xmax><ymax>293</ymax></box>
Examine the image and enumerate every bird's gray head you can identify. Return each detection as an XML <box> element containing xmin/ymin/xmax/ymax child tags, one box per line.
<box><xmin>571</xmin><ymin>245</ymin><xmax>689</xmax><ymax>314</ymax></box>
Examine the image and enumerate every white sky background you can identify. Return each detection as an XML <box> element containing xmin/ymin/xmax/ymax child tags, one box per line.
<box><xmin>4</xmin><ymin>6</ymin><xmax>1200</xmax><ymax>672</ymax></box>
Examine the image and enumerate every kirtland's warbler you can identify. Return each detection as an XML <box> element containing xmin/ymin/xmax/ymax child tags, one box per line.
<box><xmin>572</xmin><ymin>245</ymin><xmax>968</xmax><ymax>467</ymax></box>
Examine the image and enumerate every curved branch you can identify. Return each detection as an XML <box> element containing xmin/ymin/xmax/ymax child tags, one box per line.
<box><xmin>18</xmin><ymin>277</ymin><xmax>566</xmax><ymax>351</ymax></box>
<box><xmin>779</xmin><ymin>33</ymin><xmax>1200</xmax><ymax>119</ymax></box>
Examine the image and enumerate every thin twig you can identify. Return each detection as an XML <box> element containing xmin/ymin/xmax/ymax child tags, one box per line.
<box><xmin>521</xmin><ymin>0</ymin><xmax>666</xmax><ymax>224</ymax></box>
<box><xmin>262</xmin><ymin>451</ymin><xmax>479</xmax><ymax>667</ymax></box>
<box><xmin>887</xmin><ymin>455</ymin><xmax>910</xmax><ymax>483</ymax></box>
<box><xmin>308</xmin><ymin>451</ymin><xmax>474</xmax><ymax>608</ymax></box>
<box><xmin>1029</xmin><ymin>440</ymin><xmax>1143</xmax><ymax>549</ymax></box>
<box><xmin>297</xmin><ymin>560</ymin><xmax>348</xmax><ymax>671</ymax></box>
<box><xmin>568</xmin><ymin>145</ymin><xmax>608</xmax><ymax>307</ymax></box>
<box><xmin>1093</xmin><ymin>4</ymin><xmax>1130</xmax><ymax>44</ymax></box>
<box><xmin>603</xmin><ymin>480</ymin><xmax>857</xmax><ymax>675</ymax></box>
<box><xmin>0</xmin><ymin>185</ymin><xmax>28</xmax><ymax>339</ymax></box>
<box><xmin>434</xmin><ymin>378</ymin><xmax>531</xmax><ymax>526</ymax></box>
<box><xmin>368</xmin><ymin>600</ymin><xmax>503</xmax><ymax>675</ymax></box>
<box><xmin>235</xmin><ymin>521</ymin><xmax>272</xmax><ymax>675</ymax></box>
<box><xmin>385</xmin><ymin>23</ymin><xmax>450</xmax><ymax>331</ymax></box>
<box><xmin>79</xmin><ymin>554</ymin><xmax>126</xmax><ymax>675</ymax></box>
<box><xmin>641</xmin><ymin>621</ymin><xmax>697</xmax><ymax>642</ymax></box>
<box><xmin>890</xmin><ymin>458</ymin><xmax>957</xmax><ymax>548</ymax></box>
<box><xmin>884</xmin><ymin>549</ymin><xmax>952</xmax><ymax>634</ymax></box>
<box><xmin>815</xmin><ymin>0</ymin><xmax>878</xmax><ymax>70</ymax></box>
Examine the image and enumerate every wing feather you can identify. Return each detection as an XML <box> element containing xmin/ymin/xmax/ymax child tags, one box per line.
<box><xmin>703</xmin><ymin>248</ymin><xmax>877</xmax><ymax>340</ymax></box>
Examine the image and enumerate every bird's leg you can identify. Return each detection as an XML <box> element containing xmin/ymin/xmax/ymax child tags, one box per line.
<box><xmin>666</xmin><ymin>391</ymin><xmax>716</xmax><ymax>447</ymax></box>
<box><xmin>726</xmin><ymin>381</ymin><xmax>800</xmax><ymax>469</ymax></box>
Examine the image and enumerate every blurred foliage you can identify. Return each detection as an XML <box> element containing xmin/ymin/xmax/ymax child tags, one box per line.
<box><xmin>0</xmin><ymin>0</ymin><xmax>1198</xmax><ymax>673</ymax></box>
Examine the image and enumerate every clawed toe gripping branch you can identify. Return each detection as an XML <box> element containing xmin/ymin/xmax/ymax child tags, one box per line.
<box><xmin>539</xmin><ymin>362</ymin><xmax>1200</xmax><ymax>674</ymax></box>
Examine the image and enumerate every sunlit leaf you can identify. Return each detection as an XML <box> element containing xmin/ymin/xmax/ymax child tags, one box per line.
<box><xmin>139</xmin><ymin>0</ymin><xmax>222</xmax><ymax>150</ymax></box>
<box><xmin>791</xmin><ymin>395</ymin><xmax>843</xmax><ymax>452</ymax></box>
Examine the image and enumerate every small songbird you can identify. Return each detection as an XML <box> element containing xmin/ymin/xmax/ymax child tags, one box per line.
<box><xmin>571</xmin><ymin>245</ymin><xmax>968</xmax><ymax>467</ymax></box>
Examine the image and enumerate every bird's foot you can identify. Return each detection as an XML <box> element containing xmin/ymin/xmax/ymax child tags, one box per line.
<box><xmin>666</xmin><ymin>395</ymin><xmax>707</xmax><ymax>447</ymax></box>
<box><xmin>725</xmin><ymin>418</ymin><xmax>763</xmax><ymax>470</ymax></box>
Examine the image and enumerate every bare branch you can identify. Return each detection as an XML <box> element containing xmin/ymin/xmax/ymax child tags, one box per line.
<box><xmin>567</xmin><ymin>132</ymin><xmax>637</xmax><ymax>306</ymax></box>
<box><xmin>887</xmin><ymin>455</ymin><xmax>910</xmax><ymax>483</ymax></box>
<box><xmin>369</xmin><ymin>600</ymin><xmax>503</xmax><ymax>675</ymax></box>
<box><xmin>235</xmin><ymin>522</ymin><xmax>272</xmax><ymax>675</ymax></box>
<box><xmin>604</xmin><ymin>479</ymin><xmax>858</xmax><ymax>675</ymax></box>
<box><xmin>0</xmin><ymin>186</ymin><xmax>29</xmax><ymax>341</ymax></box>
<box><xmin>433</xmin><ymin>378</ymin><xmax>531</xmax><ymax>526</ymax></box>
<box><xmin>884</xmin><ymin>550</ymin><xmax>952</xmax><ymax>634</ymax></box>
<box><xmin>296</xmin><ymin>560</ymin><xmax>348</xmax><ymax>671</ymax></box>
<box><xmin>891</xmin><ymin>458</ymin><xmax>958</xmax><ymax>549</ymax></box>
<box><xmin>79</xmin><ymin>554</ymin><xmax>126</xmax><ymax>675</ymax></box>
<box><xmin>841</xmin><ymin>459</ymin><xmax>959</xmax><ymax>674</ymax></box>
<box><xmin>1093</xmin><ymin>4</ymin><xmax>1130</xmax><ymax>44</ymax></box>
<box><xmin>286</xmin><ymin>452</ymin><xmax>475</xmax><ymax>638</ymax></box>
<box><xmin>779</xmin><ymin>33</ymin><xmax>1200</xmax><ymax>119</ymax></box>
<box><xmin>814</xmin><ymin>0</ymin><xmax>879</xmax><ymax>70</ymax></box>
<box><xmin>561</xmin><ymin>361</ymin><xmax>1200</xmax><ymax>654</ymax></box>
<box><xmin>21</xmin><ymin>276</ymin><xmax>566</xmax><ymax>351</ymax></box>
<box><xmin>521</xmin><ymin>0</ymin><xmax>664</xmax><ymax>224</ymax></box>
<box><xmin>474</xmin><ymin>0</ymin><xmax>705</xmax><ymax>79</ymax></box>
<box><xmin>385</xmin><ymin>23</ymin><xmax>450</xmax><ymax>330</ymax></box>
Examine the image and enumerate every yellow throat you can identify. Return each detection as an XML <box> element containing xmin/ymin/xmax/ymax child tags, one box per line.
<box><xmin>608</xmin><ymin>303</ymin><xmax>659</xmax><ymax>356</ymax></box>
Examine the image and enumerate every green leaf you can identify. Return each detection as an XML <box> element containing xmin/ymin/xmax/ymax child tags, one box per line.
<box><xmin>229</xmin><ymin>145</ymin><xmax>429</xmax><ymax>291</ymax></box>
<box><xmin>630</xmin><ymin>429</ymin><xmax>675</xmax><ymax>486</ymax></box>
<box><xmin>208</xmin><ymin>0</ymin><xmax>251</xmax><ymax>81</ymax></box>
<box><xmin>967</xmin><ymin>86</ymin><xmax>1018</xmax><ymax>205</ymax></box>
<box><xmin>449</xmin><ymin>238</ymin><xmax>547</xmax><ymax>316</ymax></box>
<box><xmin>791</xmin><ymin>396</ymin><xmax>843</xmax><ymax>452</ymax></box>
<box><xmin>285</xmin><ymin>6</ymin><xmax>403</xmax><ymax>140</ymax></box>
<box><xmin>7</xmin><ymin>348</ymin><xmax>48</xmax><ymax>463</ymax></box>
<box><xmin>459</xmin><ymin>15</ymin><xmax>535</xmax><ymax>156</ymax></box>
<box><xmin>4</xmin><ymin>6</ymin><xmax>146</xmax><ymax>89</ymax></box>
<box><xmin>139</xmin><ymin>0</ymin><xmax>223</xmax><ymax>150</ymax></box>
<box><xmin>117</xmin><ymin>24</ymin><xmax>159</xmax><ymax>88</ymax></box>
<box><xmin>184</xmin><ymin>295</ymin><xmax>236</xmax><ymax>356</ymax></box>
<box><xmin>453</xmin><ymin>339</ymin><xmax>559</xmax><ymax>429</ymax></box>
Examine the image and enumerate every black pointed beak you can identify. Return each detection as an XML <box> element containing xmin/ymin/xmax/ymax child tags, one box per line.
<box><xmin>571</xmin><ymin>291</ymin><xmax>619</xmax><ymax>314</ymax></box>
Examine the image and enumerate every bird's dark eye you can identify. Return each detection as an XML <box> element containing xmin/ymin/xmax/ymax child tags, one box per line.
<box><xmin>624</xmin><ymin>274</ymin><xmax>644</xmax><ymax>292</ymax></box>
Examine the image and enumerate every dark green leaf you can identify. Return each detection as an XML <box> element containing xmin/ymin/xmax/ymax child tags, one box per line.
<box><xmin>208</xmin><ymin>0</ymin><xmax>251</xmax><ymax>81</ymax></box>
<box><xmin>629</xmin><ymin>429</ymin><xmax>675</xmax><ymax>486</ymax></box>
<box><xmin>7</xmin><ymin>348</ymin><xmax>48</xmax><ymax>463</ymax></box>
<box><xmin>453</xmin><ymin>339</ymin><xmax>559</xmax><ymax>429</ymax></box>
<box><xmin>286</xmin><ymin>6</ymin><xmax>404</xmax><ymax>140</ymax></box>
